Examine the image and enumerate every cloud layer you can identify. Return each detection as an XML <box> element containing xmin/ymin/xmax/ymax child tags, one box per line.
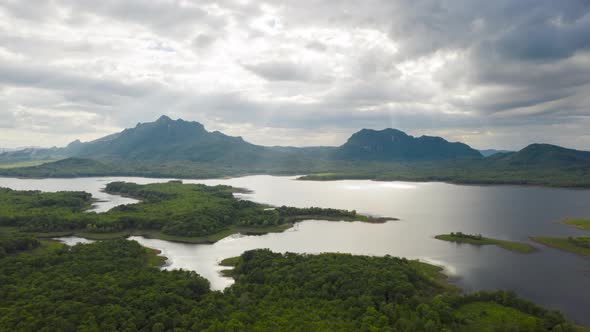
<box><xmin>1</xmin><ymin>0</ymin><xmax>590</xmax><ymax>149</ymax></box>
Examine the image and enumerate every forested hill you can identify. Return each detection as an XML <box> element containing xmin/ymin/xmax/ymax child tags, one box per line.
<box><xmin>69</xmin><ymin>115</ymin><xmax>271</xmax><ymax>164</ymax></box>
<box><xmin>486</xmin><ymin>144</ymin><xmax>590</xmax><ymax>168</ymax></box>
<box><xmin>333</xmin><ymin>128</ymin><xmax>482</xmax><ymax>161</ymax></box>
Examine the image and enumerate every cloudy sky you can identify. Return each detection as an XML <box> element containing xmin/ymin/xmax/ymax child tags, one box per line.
<box><xmin>1</xmin><ymin>0</ymin><xmax>590</xmax><ymax>150</ymax></box>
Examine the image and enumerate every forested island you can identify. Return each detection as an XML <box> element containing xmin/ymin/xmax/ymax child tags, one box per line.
<box><xmin>0</xmin><ymin>181</ymin><xmax>392</xmax><ymax>243</ymax></box>
<box><xmin>0</xmin><ymin>237</ymin><xmax>582</xmax><ymax>331</ymax></box>
<box><xmin>435</xmin><ymin>232</ymin><xmax>536</xmax><ymax>253</ymax></box>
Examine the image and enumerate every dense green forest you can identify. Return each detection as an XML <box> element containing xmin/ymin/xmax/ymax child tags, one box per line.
<box><xmin>0</xmin><ymin>187</ymin><xmax>95</xmax><ymax>232</ymax></box>
<box><xmin>297</xmin><ymin>158</ymin><xmax>590</xmax><ymax>188</ymax></box>
<box><xmin>0</xmin><ymin>233</ymin><xmax>40</xmax><ymax>258</ymax></box>
<box><xmin>0</xmin><ymin>239</ymin><xmax>578</xmax><ymax>331</ymax></box>
<box><xmin>0</xmin><ymin>182</ymin><xmax>379</xmax><ymax>241</ymax></box>
<box><xmin>3</xmin><ymin>154</ymin><xmax>590</xmax><ymax>188</ymax></box>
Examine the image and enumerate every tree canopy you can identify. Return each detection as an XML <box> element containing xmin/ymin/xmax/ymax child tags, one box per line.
<box><xmin>0</xmin><ymin>239</ymin><xmax>577</xmax><ymax>331</ymax></box>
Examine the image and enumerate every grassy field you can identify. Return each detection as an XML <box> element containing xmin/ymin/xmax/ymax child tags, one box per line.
<box><xmin>455</xmin><ymin>302</ymin><xmax>544</xmax><ymax>332</ymax></box>
<box><xmin>563</xmin><ymin>218</ymin><xmax>590</xmax><ymax>230</ymax></box>
<box><xmin>454</xmin><ymin>301</ymin><xmax>589</xmax><ymax>331</ymax></box>
<box><xmin>435</xmin><ymin>233</ymin><xmax>537</xmax><ymax>253</ymax></box>
<box><xmin>219</xmin><ymin>256</ymin><xmax>240</xmax><ymax>277</ymax></box>
<box><xmin>531</xmin><ymin>236</ymin><xmax>590</xmax><ymax>257</ymax></box>
<box><xmin>144</xmin><ymin>247</ymin><xmax>167</xmax><ymax>267</ymax></box>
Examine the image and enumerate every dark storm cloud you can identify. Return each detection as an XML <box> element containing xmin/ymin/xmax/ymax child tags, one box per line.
<box><xmin>385</xmin><ymin>0</ymin><xmax>590</xmax><ymax>60</ymax></box>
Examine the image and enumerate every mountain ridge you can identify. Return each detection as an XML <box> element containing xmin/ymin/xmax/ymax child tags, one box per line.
<box><xmin>2</xmin><ymin>116</ymin><xmax>590</xmax><ymax>182</ymax></box>
<box><xmin>335</xmin><ymin>128</ymin><xmax>482</xmax><ymax>161</ymax></box>
<box><xmin>486</xmin><ymin>143</ymin><xmax>590</xmax><ymax>168</ymax></box>
<box><xmin>0</xmin><ymin>116</ymin><xmax>485</xmax><ymax>164</ymax></box>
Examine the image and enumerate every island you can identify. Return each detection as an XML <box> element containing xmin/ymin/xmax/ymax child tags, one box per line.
<box><xmin>0</xmin><ymin>181</ymin><xmax>396</xmax><ymax>244</ymax></box>
<box><xmin>563</xmin><ymin>218</ymin><xmax>590</xmax><ymax>230</ymax></box>
<box><xmin>435</xmin><ymin>232</ymin><xmax>536</xmax><ymax>253</ymax></box>
<box><xmin>531</xmin><ymin>236</ymin><xmax>590</xmax><ymax>257</ymax></box>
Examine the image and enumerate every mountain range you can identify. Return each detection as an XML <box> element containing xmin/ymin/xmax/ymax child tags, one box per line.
<box><xmin>0</xmin><ymin>115</ymin><xmax>484</xmax><ymax>164</ymax></box>
<box><xmin>1</xmin><ymin>115</ymin><xmax>590</xmax><ymax>187</ymax></box>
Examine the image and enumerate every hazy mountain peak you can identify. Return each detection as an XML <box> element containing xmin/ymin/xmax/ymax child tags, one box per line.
<box><xmin>337</xmin><ymin>128</ymin><xmax>481</xmax><ymax>161</ymax></box>
<box><xmin>355</xmin><ymin>128</ymin><xmax>409</xmax><ymax>139</ymax></box>
<box><xmin>156</xmin><ymin>115</ymin><xmax>173</xmax><ymax>123</ymax></box>
<box><xmin>66</xmin><ymin>139</ymin><xmax>82</xmax><ymax>147</ymax></box>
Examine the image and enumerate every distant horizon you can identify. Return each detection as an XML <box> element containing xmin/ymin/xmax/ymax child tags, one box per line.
<box><xmin>4</xmin><ymin>114</ymin><xmax>584</xmax><ymax>153</ymax></box>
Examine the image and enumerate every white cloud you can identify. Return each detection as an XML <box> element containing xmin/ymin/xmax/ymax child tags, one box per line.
<box><xmin>0</xmin><ymin>0</ymin><xmax>589</xmax><ymax>150</ymax></box>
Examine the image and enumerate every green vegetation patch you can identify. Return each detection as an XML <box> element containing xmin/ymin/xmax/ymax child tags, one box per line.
<box><xmin>455</xmin><ymin>301</ymin><xmax>545</xmax><ymax>332</ymax></box>
<box><xmin>144</xmin><ymin>247</ymin><xmax>167</xmax><ymax>267</ymax></box>
<box><xmin>219</xmin><ymin>256</ymin><xmax>240</xmax><ymax>277</ymax></box>
<box><xmin>0</xmin><ymin>181</ymin><xmax>386</xmax><ymax>243</ymax></box>
<box><xmin>0</xmin><ymin>233</ymin><xmax>41</xmax><ymax>258</ymax></box>
<box><xmin>0</xmin><ymin>239</ymin><xmax>577</xmax><ymax>331</ymax></box>
<box><xmin>564</xmin><ymin>218</ymin><xmax>590</xmax><ymax>230</ymax></box>
<box><xmin>435</xmin><ymin>232</ymin><xmax>536</xmax><ymax>253</ymax></box>
<box><xmin>219</xmin><ymin>256</ymin><xmax>240</xmax><ymax>267</ymax></box>
<box><xmin>297</xmin><ymin>155</ymin><xmax>590</xmax><ymax>188</ymax></box>
<box><xmin>531</xmin><ymin>236</ymin><xmax>590</xmax><ymax>257</ymax></box>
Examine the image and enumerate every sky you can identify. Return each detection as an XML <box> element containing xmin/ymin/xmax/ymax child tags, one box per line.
<box><xmin>1</xmin><ymin>0</ymin><xmax>590</xmax><ymax>150</ymax></box>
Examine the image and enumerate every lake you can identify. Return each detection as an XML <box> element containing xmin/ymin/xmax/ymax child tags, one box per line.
<box><xmin>2</xmin><ymin>175</ymin><xmax>589</xmax><ymax>324</ymax></box>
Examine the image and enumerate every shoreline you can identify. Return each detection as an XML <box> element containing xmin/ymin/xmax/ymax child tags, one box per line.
<box><xmin>297</xmin><ymin>174</ymin><xmax>590</xmax><ymax>190</ymax></box>
<box><xmin>435</xmin><ymin>233</ymin><xmax>537</xmax><ymax>253</ymax></box>
<box><xmin>3</xmin><ymin>172</ymin><xmax>590</xmax><ymax>190</ymax></box>
<box><xmin>34</xmin><ymin>216</ymin><xmax>397</xmax><ymax>245</ymax></box>
<box><xmin>530</xmin><ymin>236</ymin><xmax>590</xmax><ymax>257</ymax></box>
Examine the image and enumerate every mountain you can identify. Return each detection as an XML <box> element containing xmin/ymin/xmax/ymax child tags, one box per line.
<box><xmin>0</xmin><ymin>116</ymin><xmax>277</xmax><ymax>166</ymax></box>
<box><xmin>486</xmin><ymin>144</ymin><xmax>590</xmax><ymax>168</ymax></box>
<box><xmin>2</xmin><ymin>117</ymin><xmax>590</xmax><ymax>187</ymax></box>
<box><xmin>334</xmin><ymin>128</ymin><xmax>482</xmax><ymax>161</ymax></box>
<box><xmin>62</xmin><ymin>115</ymin><xmax>269</xmax><ymax>164</ymax></box>
<box><xmin>479</xmin><ymin>149</ymin><xmax>513</xmax><ymax>157</ymax></box>
<box><xmin>1</xmin><ymin>117</ymin><xmax>482</xmax><ymax>165</ymax></box>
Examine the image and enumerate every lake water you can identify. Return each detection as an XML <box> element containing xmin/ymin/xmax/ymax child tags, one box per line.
<box><xmin>2</xmin><ymin>175</ymin><xmax>589</xmax><ymax>324</ymax></box>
